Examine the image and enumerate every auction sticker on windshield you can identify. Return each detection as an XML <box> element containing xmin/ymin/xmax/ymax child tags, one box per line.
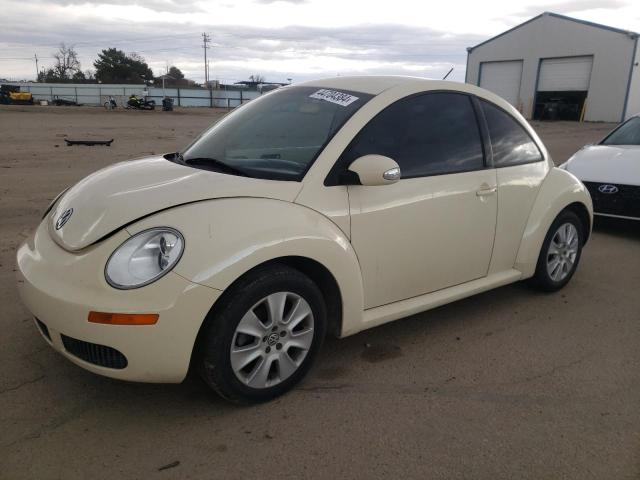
<box><xmin>309</xmin><ymin>89</ymin><xmax>359</xmax><ymax>107</ymax></box>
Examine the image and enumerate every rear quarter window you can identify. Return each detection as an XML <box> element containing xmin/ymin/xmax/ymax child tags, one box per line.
<box><xmin>481</xmin><ymin>100</ymin><xmax>543</xmax><ymax>167</ymax></box>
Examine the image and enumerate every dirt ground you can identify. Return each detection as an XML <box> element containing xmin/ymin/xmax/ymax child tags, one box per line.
<box><xmin>1</xmin><ymin>105</ymin><xmax>638</xmax><ymax>480</ymax></box>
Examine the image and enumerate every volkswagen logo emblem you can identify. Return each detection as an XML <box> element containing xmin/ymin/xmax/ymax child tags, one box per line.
<box><xmin>598</xmin><ymin>184</ymin><xmax>618</xmax><ymax>194</ymax></box>
<box><xmin>266</xmin><ymin>332</ymin><xmax>280</xmax><ymax>346</ymax></box>
<box><xmin>55</xmin><ymin>208</ymin><xmax>73</xmax><ymax>230</ymax></box>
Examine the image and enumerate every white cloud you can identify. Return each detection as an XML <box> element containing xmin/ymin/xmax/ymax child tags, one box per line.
<box><xmin>0</xmin><ymin>0</ymin><xmax>638</xmax><ymax>83</ymax></box>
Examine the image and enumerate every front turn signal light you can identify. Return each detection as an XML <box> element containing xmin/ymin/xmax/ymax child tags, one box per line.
<box><xmin>88</xmin><ymin>312</ymin><xmax>159</xmax><ymax>325</ymax></box>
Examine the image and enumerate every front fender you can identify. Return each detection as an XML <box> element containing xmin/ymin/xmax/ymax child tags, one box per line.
<box><xmin>126</xmin><ymin>198</ymin><xmax>365</xmax><ymax>336</ymax></box>
<box><xmin>515</xmin><ymin>168</ymin><xmax>593</xmax><ymax>277</ymax></box>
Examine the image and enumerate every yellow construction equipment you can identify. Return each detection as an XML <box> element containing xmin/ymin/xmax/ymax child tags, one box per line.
<box><xmin>9</xmin><ymin>91</ymin><xmax>33</xmax><ymax>104</ymax></box>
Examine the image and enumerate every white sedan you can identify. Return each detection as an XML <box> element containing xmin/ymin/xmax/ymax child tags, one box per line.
<box><xmin>17</xmin><ymin>76</ymin><xmax>592</xmax><ymax>403</ymax></box>
<box><xmin>561</xmin><ymin>115</ymin><xmax>640</xmax><ymax>221</ymax></box>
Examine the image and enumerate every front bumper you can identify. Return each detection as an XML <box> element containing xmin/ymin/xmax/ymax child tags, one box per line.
<box><xmin>583</xmin><ymin>181</ymin><xmax>640</xmax><ymax>220</ymax></box>
<box><xmin>16</xmin><ymin>220</ymin><xmax>221</xmax><ymax>383</ymax></box>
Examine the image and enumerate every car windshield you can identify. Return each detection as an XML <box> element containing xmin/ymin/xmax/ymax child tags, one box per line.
<box><xmin>601</xmin><ymin>117</ymin><xmax>640</xmax><ymax>146</ymax></box>
<box><xmin>178</xmin><ymin>86</ymin><xmax>372</xmax><ymax>181</ymax></box>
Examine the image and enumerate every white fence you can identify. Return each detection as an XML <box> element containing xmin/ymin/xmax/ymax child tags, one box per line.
<box><xmin>5</xmin><ymin>82</ymin><xmax>262</xmax><ymax>108</ymax></box>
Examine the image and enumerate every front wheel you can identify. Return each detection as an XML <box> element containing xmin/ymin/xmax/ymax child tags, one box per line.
<box><xmin>197</xmin><ymin>265</ymin><xmax>326</xmax><ymax>404</ymax></box>
<box><xmin>530</xmin><ymin>210</ymin><xmax>584</xmax><ymax>291</ymax></box>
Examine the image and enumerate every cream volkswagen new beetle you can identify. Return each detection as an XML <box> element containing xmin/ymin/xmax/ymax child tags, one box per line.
<box><xmin>17</xmin><ymin>76</ymin><xmax>593</xmax><ymax>403</ymax></box>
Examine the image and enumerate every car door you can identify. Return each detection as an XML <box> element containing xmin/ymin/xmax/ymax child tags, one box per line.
<box><xmin>343</xmin><ymin>92</ymin><xmax>498</xmax><ymax>309</ymax></box>
<box><xmin>477</xmin><ymin>100</ymin><xmax>548</xmax><ymax>274</ymax></box>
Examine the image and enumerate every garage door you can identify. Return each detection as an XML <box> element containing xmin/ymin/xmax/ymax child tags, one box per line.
<box><xmin>537</xmin><ymin>56</ymin><xmax>593</xmax><ymax>91</ymax></box>
<box><xmin>479</xmin><ymin>60</ymin><xmax>523</xmax><ymax>106</ymax></box>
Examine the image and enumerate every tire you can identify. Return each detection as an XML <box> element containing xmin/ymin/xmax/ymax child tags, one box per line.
<box><xmin>530</xmin><ymin>209</ymin><xmax>584</xmax><ymax>292</ymax></box>
<box><xmin>197</xmin><ymin>265</ymin><xmax>326</xmax><ymax>404</ymax></box>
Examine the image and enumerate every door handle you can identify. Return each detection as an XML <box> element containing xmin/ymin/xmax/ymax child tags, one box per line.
<box><xmin>476</xmin><ymin>186</ymin><xmax>497</xmax><ymax>197</ymax></box>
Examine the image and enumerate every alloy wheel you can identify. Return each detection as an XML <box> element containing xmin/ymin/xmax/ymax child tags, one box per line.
<box><xmin>546</xmin><ymin>222</ymin><xmax>579</xmax><ymax>282</ymax></box>
<box><xmin>229</xmin><ymin>292</ymin><xmax>314</xmax><ymax>389</ymax></box>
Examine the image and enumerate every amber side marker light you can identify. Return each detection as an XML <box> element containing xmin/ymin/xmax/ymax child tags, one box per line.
<box><xmin>88</xmin><ymin>312</ymin><xmax>159</xmax><ymax>325</ymax></box>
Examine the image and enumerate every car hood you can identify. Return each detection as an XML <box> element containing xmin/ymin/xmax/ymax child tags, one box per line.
<box><xmin>565</xmin><ymin>145</ymin><xmax>640</xmax><ymax>185</ymax></box>
<box><xmin>49</xmin><ymin>156</ymin><xmax>302</xmax><ymax>251</ymax></box>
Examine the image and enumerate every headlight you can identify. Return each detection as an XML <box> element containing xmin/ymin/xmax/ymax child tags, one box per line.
<box><xmin>105</xmin><ymin>228</ymin><xmax>184</xmax><ymax>289</ymax></box>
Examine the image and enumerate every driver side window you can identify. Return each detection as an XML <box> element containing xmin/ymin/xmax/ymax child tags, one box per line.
<box><xmin>340</xmin><ymin>92</ymin><xmax>485</xmax><ymax>179</ymax></box>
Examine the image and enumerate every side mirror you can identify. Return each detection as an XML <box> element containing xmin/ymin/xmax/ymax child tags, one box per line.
<box><xmin>347</xmin><ymin>155</ymin><xmax>401</xmax><ymax>186</ymax></box>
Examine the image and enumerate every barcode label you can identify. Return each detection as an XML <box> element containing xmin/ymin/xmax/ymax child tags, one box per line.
<box><xmin>309</xmin><ymin>89</ymin><xmax>359</xmax><ymax>107</ymax></box>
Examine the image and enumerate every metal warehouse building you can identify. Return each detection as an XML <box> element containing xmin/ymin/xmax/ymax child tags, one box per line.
<box><xmin>465</xmin><ymin>12</ymin><xmax>640</xmax><ymax>122</ymax></box>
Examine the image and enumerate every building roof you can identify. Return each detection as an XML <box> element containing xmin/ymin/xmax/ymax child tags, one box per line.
<box><xmin>234</xmin><ymin>80</ymin><xmax>288</xmax><ymax>86</ymax></box>
<box><xmin>468</xmin><ymin>11</ymin><xmax>638</xmax><ymax>52</ymax></box>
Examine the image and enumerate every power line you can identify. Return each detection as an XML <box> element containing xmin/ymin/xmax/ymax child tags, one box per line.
<box><xmin>0</xmin><ymin>32</ymin><xmax>203</xmax><ymax>49</ymax></box>
<box><xmin>2</xmin><ymin>31</ymin><xmax>466</xmax><ymax>83</ymax></box>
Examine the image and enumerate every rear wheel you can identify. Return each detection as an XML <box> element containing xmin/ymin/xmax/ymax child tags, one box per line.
<box><xmin>530</xmin><ymin>210</ymin><xmax>584</xmax><ymax>291</ymax></box>
<box><xmin>198</xmin><ymin>265</ymin><xmax>326</xmax><ymax>404</ymax></box>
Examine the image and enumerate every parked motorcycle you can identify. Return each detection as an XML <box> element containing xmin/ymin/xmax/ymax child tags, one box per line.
<box><xmin>125</xmin><ymin>95</ymin><xmax>155</xmax><ymax>110</ymax></box>
<box><xmin>104</xmin><ymin>96</ymin><xmax>117</xmax><ymax>110</ymax></box>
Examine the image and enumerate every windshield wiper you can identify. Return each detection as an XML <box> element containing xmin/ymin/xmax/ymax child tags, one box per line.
<box><xmin>176</xmin><ymin>153</ymin><xmax>250</xmax><ymax>177</ymax></box>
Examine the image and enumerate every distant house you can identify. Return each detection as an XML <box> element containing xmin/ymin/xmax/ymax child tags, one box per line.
<box><xmin>234</xmin><ymin>80</ymin><xmax>287</xmax><ymax>93</ymax></box>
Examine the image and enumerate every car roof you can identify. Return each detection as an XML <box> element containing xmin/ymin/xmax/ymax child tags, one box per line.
<box><xmin>294</xmin><ymin>75</ymin><xmax>519</xmax><ymax>116</ymax></box>
<box><xmin>295</xmin><ymin>75</ymin><xmax>442</xmax><ymax>95</ymax></box>
<box><xmin>297</xmin><ymin>75</ymin><xmax>511</xmax><ymax>104</ymax></box>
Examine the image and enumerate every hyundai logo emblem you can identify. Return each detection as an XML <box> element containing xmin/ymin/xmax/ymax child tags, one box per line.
<box><xmin>55</xmin><ymin>208</ymin><xmax>73</xmax><ymax>230</ymax></box>
<box><xmin>598</xmin><ymin>184</ymin><xmax>619</xmax><ymax>194</ymax></box>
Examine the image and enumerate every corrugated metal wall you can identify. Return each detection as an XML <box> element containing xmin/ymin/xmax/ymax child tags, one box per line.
<box><xmin>466</xmin><ymin>13</ymin><xmax>636</xmax><ymax>122</ymax></box>
<box><xmin>5</xmin><ymin>82</ymin><xmax>262</xmax><ymax>108</ymax></box>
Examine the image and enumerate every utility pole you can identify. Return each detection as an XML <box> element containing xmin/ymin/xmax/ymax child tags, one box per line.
<box><xmin>202</xmin><ymin>33</ymin><xmax>211</xmax><ymax>86</ymax></box>
<box><xmin>34</xmin><ymin>53</ymin><xmax>39</xmax><ymax>81</ymax></box>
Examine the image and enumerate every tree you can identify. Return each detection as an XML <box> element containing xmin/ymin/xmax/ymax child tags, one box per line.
<box><xmin>153</xmin><ymin>66</ymin><xmax>194</xmax><ymax>87</ymax></box>
<box><xmin>93</xmin><ymin>48</ymin><xmax>154</xmax><ymax>84</ymax></box>
<box><xmin>37</xmin><ymin>44</ymin><xmax>83</xmax><ymax>83</ymax></box>
<box><xmin>38</xmin><ymin>68</ymin><xmax>57</xmax><ymax>83</ymax></box>
<box><xmin>249</xmin><ymin>74</ymin><xmax>265</xmax><ymax>83</ymax></box>
<box><xmin>71</xmin><ymin>70</ymin><xmax>86</xmax><ymax>82</ymax></box>
<box><xmin>168</xmin><ymin>66</ymin><xmax>184</xmax><ymax>80</ymax></box>
<box><xmin>53</xmin><ymin>43</ymin><xmax>81</xmax><ymax>80</ymax></box>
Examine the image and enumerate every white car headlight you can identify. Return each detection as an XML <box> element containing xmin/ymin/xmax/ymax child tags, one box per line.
<box><xmin>105</xmin><ymin>228</ymin><xmax>184</xmax><ymax>289</ymax></box>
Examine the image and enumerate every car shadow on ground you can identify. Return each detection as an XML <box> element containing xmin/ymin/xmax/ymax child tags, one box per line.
<box><xmin>72</xmin><ymin>279</ymin><xmax>536</xmax><ymax>409</ymax></box>
<box><xmin>593</xmin><ymin>216</ymin><xmax>640</xmax><ymax>239</ymax></box>
<box><xmin>27</xmin><ymin>278</ymin><xmax>530</xmax><ymax>414</ymax></box>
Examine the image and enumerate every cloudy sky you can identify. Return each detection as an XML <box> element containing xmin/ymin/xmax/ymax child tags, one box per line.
<box><xmin>1</xmin><ymin>0</ymin><xmax>638</xmax><ymax>84</ymax></box>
